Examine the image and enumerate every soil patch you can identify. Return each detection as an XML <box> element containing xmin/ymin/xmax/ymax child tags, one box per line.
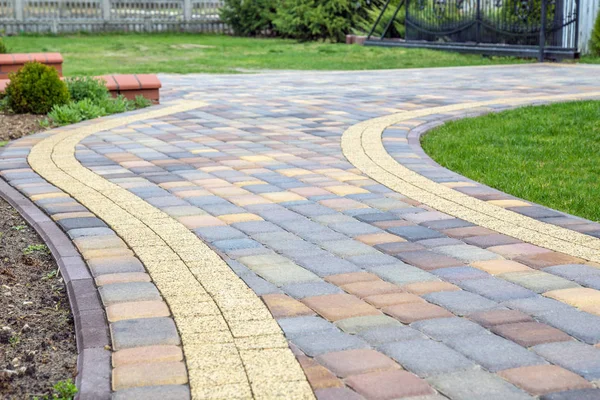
<box><xmin>0</xmin><ymin>113</ymin><xmax>46</xmax><ymax>143</ymax></box>
<box><xmin>0</xmin><ymin>197</ymin><xmax>77</xmax><ymax>399</ymax></box>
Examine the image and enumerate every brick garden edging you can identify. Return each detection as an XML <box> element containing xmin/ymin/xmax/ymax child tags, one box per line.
<box><xmin>0</xmin><ymin>52</ymin><xmax>63</xmax><ymax>78</ymax></box>
<box><xmin>0</xmin><ymin>178</ymin><xmax>111</xmax><ymax>399</ymax></box>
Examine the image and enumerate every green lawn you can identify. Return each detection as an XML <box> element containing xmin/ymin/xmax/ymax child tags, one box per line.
<box><xmin>3</xmin><ymin>33</ymin><xmax>530</xmax><ymax>76</ymax></box>
<box><xmin>421</xmin><ymin>101</ymin><xmax>600</xmax><ymax>222</ymax></box>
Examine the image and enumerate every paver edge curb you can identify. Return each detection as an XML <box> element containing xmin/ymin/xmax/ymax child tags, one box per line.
<box><xmin>0</xmin><ymin>177</ymin><xmax>111</xmax><ymax>400</ymax></box>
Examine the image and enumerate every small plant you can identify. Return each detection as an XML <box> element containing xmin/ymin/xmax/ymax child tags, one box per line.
<box><xmin>5</xmin><ymin>62</ymin><xmax>70</xmax><ymax>114</ymax></box>
<box><xmin>73</xmin><ymin>98</ymin><xmax>108</xmax><ymax>120</ymax></box>
<box><xmin>0</xmin><ymin>38</ymin><xmax>7</xmax><ymax>54</ymax></box>
<box><xmin>43</xmin><ymin>269</ymin><xmax>59</xmax><ymax>280</ymax></box>
<box><xmin>9</xmin><ymin>333</ymin><xmax>20</xmax><ymax>346</ymax></box>
<box><xmin>0</xmin><ymin>140</ymin><xmax>7</xmax><ymax>147</ymax></box>
<box><xmin>96</xmin><ymin>94</ymin><xmax>132</xmax><ymax>114</ymax></box>
<box><xmin>23</xmin><ymin>244</ymin><xmax>49</xmax><ymax>255</ymax></box>
<box><xmin>52</xmin><ymin>380</ymin><xmax>78</xmax><ymax>400</ymax></box>
<box><xmin>12</xmin><ymin>225</ymin><xmax>26</xmax><ymax>231</ymax></box>
<box><xmin>65</xmin><ymin>76</ymin><xmax>109</xmax><ymax>103</ymax></box>
<box><xmin>133</xmin><ymin>95</ymin><xmax>152</xmax><ymax>109</ymax></box>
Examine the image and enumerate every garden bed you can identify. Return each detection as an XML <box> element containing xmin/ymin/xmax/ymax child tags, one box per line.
<box><xmin>0</xmin><ymin>113</ymin><xmax>45</xmax><ymax>145</ymax></box>
<box><xmin>0</xmin><ymin>197</ymin><xmax>77</xmax><ymax>399</ymax></box>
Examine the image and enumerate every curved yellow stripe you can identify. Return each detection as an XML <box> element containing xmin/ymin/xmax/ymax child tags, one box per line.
<box><xmin>29</xmin><ymin>102</ymin><xmax>314</xmax><ymax>400</ymax></box>
<box><xmin>342</xmin><ymin>91</ymin><xmax>600</xmax><ymax>263</ymax></box>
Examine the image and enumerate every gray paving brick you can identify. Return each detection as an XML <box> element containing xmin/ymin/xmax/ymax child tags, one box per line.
<box><xmin>292</xmin><ymin>330</ymin><xmax>369</xmax><ymax>356</ymax></box>
<box><xmin>354</xmin><ymin>212</ymin><xmax>399</xmax><ymax>223</ymax></box>
<box><xmin>231</xmin><ymin>221</ymin><xmax>282</xmax><ymax>235</ymax></box>
<box><xmin>347</xmin><ymin>253</ymin><xmax>400</xmax><ymax>268</ymax></box>
<box><xmin>112</xmin><ymin>385</ymin><xmax>191</xmax><ymax>400</ymax></box>
<box><xmin>500</xmin><ymin>271</ymin><xmax>580</xmax><ymax>293</ymax></box>
<box><xmin>329</xmin><ymin>221</ymin><xmax>382</xmax><ymax>236</ymax></box>
<box><xmin>424</xmin><ymin>291</ymin><xmax>498</xmax><ymax>315</ymax></box>
<box><xmin>319</xmin><ymin>239</ymin><xmax>381</xmax><ymax>257</ymax></box>
<box><xmin>380</xmin><ymin>339</ymin><xmax>476</xmax><ymax>377</ymax></box>
<box><xmin>458</xmin><ymin>278</ymin><xmax>537</xmax><ymax>301</ymax></box>
<box><xmin>277</xmin><ymin>316</ymin><xmax>339</xmax><ymax>338</ymax></box>
<box><xmin>98</xmin><ymin>282</ymin><xmax>161</xmax><ymax>305</ymax></box>
<box><xmin>503</xmin><ymin>296</ymin><xmax>575</xmax><ymax>317</ymax></box>
<box><xmin>193</xmin><ymin>226</ymin><xmax>246</xmax><ymax>242</ymax></box>
<box><xmin>432</xmin><ymin>266</ymin><xmax>490</xmax><ymax>282</ymax></box>
<box><xmin>448</xmin><ymin>334</ymin><xmax>546</xmax><ymax>372</ymax></box>
<box><xmin>543</xmin><ymin>264</ymin><xmax>600</xmax><ymax>280</ymax></box>
<box><xmin>532</xmin><ymin>342</ymin><xmax>600</xmax><ymax>380</ymax></box>
<box><xmin>427</xmin><ymin>369</ymin><xmax>532</xmax><ymax>400</ymax></box>
<box><xmin>58</xmin><ymin>217</ymin><xmax>108</xmax><ymax>231</ymax></box>
<box><xmin>212</xmin><ymin>238</ymin><xmax>262</xmax><ymax>252</ymax></box>
<box><xmin>282</xmin><ymin>281</ymin><xmax>342</xmax><ymax>299</ymax></box>
<box><xmin>358</xmin><ymin>325</ymin><xmax>427</xmax><ymax>345</ymax></box>
<box><xmin>67</xmin><ymin>227</ymin><xmax>115</xmax><ymax>239</ymax></box>
<box><xmin>111</xmin><ymin>317</ymin><xmax>180</xmax><ymax>350</ymax></box>
<box><xmin>387</xmin><ymin>226</ymin><xmax>446</xmax><ymax>241</ymax></box>
<box><xmin>240</xmin><ymin>274</ymin><xmax>281</xmax><ymax>296</ymax></box>
<box><xmin>411</xmin><ymin>317</ymin><xmax>489</xmax><ymax>341</ymax></box>
<box><xmin>87</xmin><ymin>256</ymin><xmax>145</xmax><ymax>276</ymax></box>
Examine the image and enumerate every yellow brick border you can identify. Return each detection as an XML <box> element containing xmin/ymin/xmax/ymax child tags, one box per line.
<box><xmin>28</xmin><ymin>102</ymin><xmax>314</xmax><ymax>400</ymax></box>
<box><xmin>342</xmin><ymin>91</ymin><xmax>600</xmax><ymax>264</ymax></box>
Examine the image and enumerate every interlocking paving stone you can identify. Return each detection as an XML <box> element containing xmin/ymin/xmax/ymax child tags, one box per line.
<box><xmin>296</xmin><ymin>255</ymin><xmax>361</xmax><ymax>276</ymax></box>
<box><xmin>432</xmin><ymin>245</ymin><xmax>502</xmax><ymax>263</ymax></box>
<box><xmin>531</xmin><ymin>342</ymin><xmax>600</xmax><ymax>380</ymax></box>
<box><xmin>427</xmin><ymin>369</ymin><xmax>532</xmax><ymax>400</ymax></box>
<box><xmin>111</xmin><ymin>317</ymin><xmax>180</xmax><ymax>350</ymax></box>
<box><xmin>369</xmin><ymin>264</ymin><xmax>439</xmax><ymax>285</ymax></box>
<box><xmin>282</xmin><ymin>281</ymin><xmax>343</xmax><ymax>299</ymax></box>
<box><xmin>447</xmin><ymin>334</ymin><xmax>547</xmax><ymax>372</ymax></box>
<box><xmin>316</xmin><ymin>349</ymin><xmax>400</xmax><ymax>378</ymax></box>
<box><xmin>380</xmin><ymin>339</ymin><xmax>476</xmax><ymax>377</ymax></box>
<box><xmin>98</xmin><ymin>282</ymin><xmax>161</xmax><ymax>306</ymax></box>
<box><xmin>387</xmin><ymin>226</ymin><xmax>446</xmax><ymax>241</ymax></box>
<box><xmin>357</xmin><ymin>325</ymin><xmax>427</xmax><ymax>345</ymax></box>
<box><xmin>313</xmin><ymin>387</ymin><xmax>365</xmax><ymax>400</ymax></box>
<box><xmin>491</xmin><ymin>321</ymin><xmax>572</xmax><ymax>347</ymax></box>
<box><xmin>500</xmin><ymin>271</ymin><xmax>580</xmax><ymax>293</ymax></box>
<box><xmin>112</xmin><ymin>385</ymin><xmax>191</xmax><ymax>400</ymax></box>
<box><xmin>396</xmin><ymin>250</ymin><xmax>464</xmax><ymax>270</ymax></box>
<box><xmin>424</xmin><ymin>291</ymin><xmax>498</xmax><ymax>315</ymax></box>
<box><xmin>383</xmin><ymin>302</ymin><xmax>453</xmax><ymax>323</ymax></box>
<box><xmin>277</xmin><ymin>316</ymin><xmax>338</xmax><ymax>338</ymax></box>
<box><xmin>292</xmin><ymin>331</ymin><xmax>370</xmax><ymax>357</ymax></box>
<box><xmin>346</xmin><ymin>369</ymin><xmax>435</xmax><ymax>399</ymax></box>
<box><xmin>468</xmin><ymin>309</ymin><xmax>533</xmax><ymax>328</ymax></box>
<box><xmin>432</xmin><ymin>266</ymin><xmax>490</xmax><ymax>282</ymax></box>
<box><xmin>302</xmin><ymin>294</ymin><xmax>381</xmax><ymax>321</ymax></box>
<box><xmin>411</xmin><ymin>317</ymin><xmax>489</xmax><ymax>341</ymax></box>
<box><xmin>540</xmin><ymin>389</ymin><xmax>600</xmax><ymax>400</ymax></box>
<box><xmin>335</xmin><ymin>315</ymin><xmax>401</xmax><ymax>334</ymax></box>
<box><xmin>458</xmin><ymin>278</ymin><xmax>537</xmax><ymax>301</ymax></box>
<box><xmin>498</xmin><ymin>365</ymin><xmax>593</xmax><ymax>396</ymax></box>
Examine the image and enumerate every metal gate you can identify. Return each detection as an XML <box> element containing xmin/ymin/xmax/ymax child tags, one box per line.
<box><xmin>365</xmin><ymin>0</ymin><xmax>580</xmax><ymax>59</ymax></box>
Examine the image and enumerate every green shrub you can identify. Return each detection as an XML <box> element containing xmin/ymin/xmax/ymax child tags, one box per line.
<box><xmin>72</xmin><ymin>98</ymin><xmax>108</xmax><ymax>120</ymax></box>
<box><xmin>220</xmin><ymin>0</ymin><xmax>277</xmax><ymax>36</ymax></box>
<box><xmin>274</xmin><ymin>0</ymin><xmax>379</xmax><ymax>42</ymax></box>
<box><xmin>0</xmin><ymin>38</ymin><xmax>8</xmax><ymax>54</ymax></box>
<box><xmin>5</xmin><ymin>62</ymin><xmax>70</xmax><ymax>114</ymax></box>
<box><xmin>96</xmin><ymin>94</ymin><xmax>132</xmax><ymax>114</ymax></box>
<box><xmin>65</xmin><ymin>76</ymin><xmax>109</xmax><ymax>103</ymax></box>
<box><xmin>47</xmin><ymin>103</ymin><xmax>83</xmax><ymax>125</ymax></box>
<box><xmin>591</xmin><ymin>9</ymin><xmax>600</xmax><ymax>56</ymax></box>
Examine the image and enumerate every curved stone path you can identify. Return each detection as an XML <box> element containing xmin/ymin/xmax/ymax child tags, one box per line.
<box><xmin>2</xmin><ymin>63</ymin><xmax>600</xmax><ymax>399</ymax></box>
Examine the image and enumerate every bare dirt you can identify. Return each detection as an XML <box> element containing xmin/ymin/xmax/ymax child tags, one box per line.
<box><xmin>0</xmin><ymin>197</ymin><xmax>77</xmax><ymax>399</ymax></box>
<box><xmin>0</xmin><ymin>113</ymin><xmax>46</xmax><ymax>143</ymax></box>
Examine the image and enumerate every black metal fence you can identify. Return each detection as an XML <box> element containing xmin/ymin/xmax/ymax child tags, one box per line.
<box><xmin>366</xmin><ymin>0</ymin><xmax>580</xmax><ymax>59</ymax></box>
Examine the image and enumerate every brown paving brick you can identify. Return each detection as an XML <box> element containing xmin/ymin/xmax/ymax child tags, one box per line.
<box><xmin>341</xmin><ymin>280</ymin><xmax>403</xmax><ymax>298</ymax></box>
<box><xmin>463</xmin><ymin>233</ymin><xmax>521</xmax><ymax>248</ymax></box>
<box><xmin>383</xmin><ymin>302</ymin><xmax>453</xmax><ymax>324</ymax></box>
<box><xmin>95</xmin><ymin>272</ymin><xmax>151</xmax><ymax>286</ymax></box>
<box><xmin>364</xmin><ymin>292</ymin><xmax>426</xmax><ymax>308</ymax></box>
<box><xmin>402</xmin><ymin>281</ymin><xmax>460</xmax><ymax>295</ymax></box>
<box><xmin>372</xmin><ymin>220</ymin><xmax>415</xmax><ymax>230</ymax></box>
<box><xmin>396</xmin><ymin>251</ymin><xmax>464</xmax><ymax>270</ymax></box>
<box><xmin>346</xmin><ymin>369</ymin><xmax>434</xmax><ymax>399</ymax></box>
<box><xmin>442</xmin><ymin>226</ymin><xmax>497</xmax><ymax>238</ymax></box>
<box><xmin>262</xmin><ymin>294</ymin><xmax>315</xmax><ymax>318</ymax></box>
<box><xmin>112</xmin><ymin>345</ymin><xmax>183</xmax><ymax>367</ymax></box>
<box><xmin>297</xmin><ymin>355</ymin><xmax>344</xmax><ymax>390</ymax></box>
<box><xmin>514</xmin><ymin>252</ymin><xmax>586</xmax><ymax>269</ymax></box>
<box><xmin>325</xmin><ymin>272</ymin><xmax>381</xmax><ymax>286</ymax></box>
<box><xmin>498</xmin><ymin>365</ymin><xmax>593</xmax><ymax>395</ymax></box>
<box><xmin>106</xmin><ymin>300</ymin><xmax>170</xmax><ymax>322</ymax></box>
<box><xmin>316</xmin><ymin>349</ymin><xmax>400</xmax><ymax>378</ymax></box>
<box><xmin>468</xmin><ymin>309</ymin><xmax>533</xmax><ymax>328</ymax></box>
<box><xmin>491</xmin><ymin>321</ymin><xmax>572</xmax><ymax>347</ymax></box>
<box><xmin>302</xmin><ymin>294</ymin><xmax>381</xmax><ymax>322</ymax></box>
<box><xmin>112</xmin><ymin>361</ymin><xmax>187</xmax><ymax>390</ymax></box>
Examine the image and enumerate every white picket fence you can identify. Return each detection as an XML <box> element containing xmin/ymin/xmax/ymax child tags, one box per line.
<box><xmin>0</xmin><ymin>0</ymin><xmax>228</xmax><ymax>34</ymax></box>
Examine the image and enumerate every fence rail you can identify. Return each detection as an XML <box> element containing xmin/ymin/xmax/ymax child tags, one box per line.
<box><xmin>0</xmin><ymin>0</ymin><xmax>227</xmax><ymax>34</ymax></box>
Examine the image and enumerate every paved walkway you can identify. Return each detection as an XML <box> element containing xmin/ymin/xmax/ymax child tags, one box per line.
<box><xmin>2</xmin><ymin>63</ymin><xmax>600</xmax><ymax>400</ymax></box>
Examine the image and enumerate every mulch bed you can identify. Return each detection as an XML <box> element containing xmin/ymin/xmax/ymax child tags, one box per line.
<box><xmin>0</xmin><ymin>112</ymin><xmax>46</xmax><ymax>143</ymax></box>
<box><xmin>0</xmin><ymin>197</ymin><xmax>77</xmax><ymax>399</ymax></box>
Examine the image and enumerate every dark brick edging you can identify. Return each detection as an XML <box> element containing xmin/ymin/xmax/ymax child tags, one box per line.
<box><xmin>0</xmin><ymin>178</ymin><xmax>111</xmax><ymax>400</ymax></box>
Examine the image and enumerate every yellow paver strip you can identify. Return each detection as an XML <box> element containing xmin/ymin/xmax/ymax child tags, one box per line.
<box><xmin>342</xmin><ymin>91</ymin><xmax>600</xmax><ymax>264</ymax></box>
<box><xmin>28</xmin><ymin>101</ymin><xmax>314</xmax><ymax>400</ymax></box>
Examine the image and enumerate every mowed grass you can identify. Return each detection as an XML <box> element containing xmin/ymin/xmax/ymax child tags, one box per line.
<box><xmin>3</xmin><ymin>33</ymin><xmax>530</xmax><ymax>76</ymax></box>
<box><xmin>421</xmin><ymin>101</ymin><xmax>600</xmax><ymax>222</ymax></box>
